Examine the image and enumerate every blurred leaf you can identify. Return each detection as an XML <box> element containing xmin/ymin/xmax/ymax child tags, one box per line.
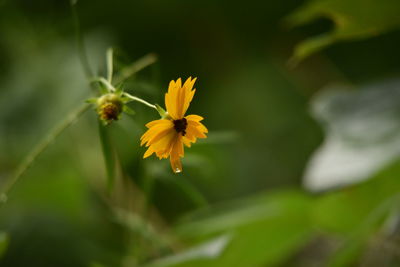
<box><xmin>286</xmin><ymin>0</ymin><xmax>400</xmax><ymax>62</ymax></box>
<box><xmin>326</xmin><ymin>194</ymin><xmax>399</xmax><ymax>267</ymax></box>
<box><xmin>174</xmin><ymin>191</ymin><xmax>314</xmax><ymax>266</ymax></box>
<box><xmin>0</xmin><ymin>232</ymin><xmax>8</xmax><ymax>259</ymax></box>
<box><xmin>98</xmin><ymin>121</ymin><xmax>116</xmax><ymax>190</ymax></box>
<box><xmin>313</xmin><ymin>160</ymin><xmax>400</xmax><ymax>234</ymax></box>
<box><xmin>114</xmin><ymin>208</ymin><xmax>171</xmax><ymax>251</ymax></box>
<box><xmin>165</xmin><ymin>177</ymin><xmax>208</xmax><ymax>209</ymax></box>
<box><xmin>144</xmin><ymin>235</ymin><xmax>231</xmax><ymax>267</ymax></box>
<box><xmin>310</xmin><ymin>163</ymin><xmax>400</xmax><ymax>267</ymax></box>
<box><xmin>304</xmin><ymin>79</ymin><xmax>400</xmax><ymax>191</ymax></box>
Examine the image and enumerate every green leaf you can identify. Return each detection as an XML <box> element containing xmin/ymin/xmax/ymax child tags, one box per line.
<box><xmin>155</xmin><ymin>104</ymin><xmax>167</xmax><ymax>118</ymax></box>
<box><xmin>85</xmin><ymin>98</ymin><xmax>98</xmax><ymax>104</ymax></box>
<box><xmin>308</xmin><ymin>160</ymin><xmax>400</xmax><ymax>267</ymax></box>
<box><xmin>313</xmin><ymin>161</ymin><xmax>400</xmax><ymax>234</ymax></box>
<box><xmin>143</xmin><ymin>235</ymin><xmax>231</xmax><ymax>267</ymax></box>
<box><xmin>98</xmin><ymin>120</ymin><xmax>116</xmax><ymax>191</ymax></box>
<box><xmin>0</xmin><ymin>232</ymin><xmax>9</xmax><ymax>259</ymax></box>
<box><xmin>174</xmin><ymin>191</ymin><xmax>314</xmax><ymax>267</ymax></box>
<box><xmin>123</xmin><ymin>105</ymin><xmax>136</xmax><ymax>116</ymax></box>
<box><xmin>286</xmin><ymin>0</ymin><xmax>400</xmax><ymax>63</ymax></box>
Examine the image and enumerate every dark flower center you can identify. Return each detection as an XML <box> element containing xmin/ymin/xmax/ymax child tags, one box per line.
<box><xmin>101</xmin><ymin>103</ymin><xmax>120</xmax><ymax>121</ymax></box>
<box><xmin>173</xmin><ymin>118</ymin><xmax>188</xmax><ymax>136</ymax></box>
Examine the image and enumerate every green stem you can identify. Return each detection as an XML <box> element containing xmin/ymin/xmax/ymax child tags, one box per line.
<box><xmin>123</xmin><ymin>92</ymin><xmax>157</xmax><ymax>110</ymax></box>
<box><xmin>0</xmin><ymin>104</ymin><xmax>91</xmax><ymax>203</ymax></box>
<box><xmin>91</xmin><ymin>77</ymin><xmax>115</xmax><ymax>92</ymax></box>
<box><xmin>106</xmin><ymin>47</ymin><xmax>113</xmax><ymax>83</ymax></box>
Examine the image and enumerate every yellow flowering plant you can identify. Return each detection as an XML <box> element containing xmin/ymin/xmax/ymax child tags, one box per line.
<box><xmin>89</xmin><ymin>50</ymin><xmax>208</xmax><ymax>173</ymax></box>
<box><xmin>141</xmin><ymin>77</ymin><xmax>208</xmax><ymax>173</ymax></box>
<box><xmin>1</xmin><ymin>46</ymin><xmax>208</xmax><ymax>203</ymax></box>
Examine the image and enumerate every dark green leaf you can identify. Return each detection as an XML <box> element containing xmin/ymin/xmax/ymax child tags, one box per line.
<box><xmin>286</xmin><ymin>0</ymin><xmax>400</xmax><ymax>63</ymax></box>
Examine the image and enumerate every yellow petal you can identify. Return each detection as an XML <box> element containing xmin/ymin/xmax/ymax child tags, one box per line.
<box><xmin>143</xmin><ymin>146</ymin><xmax>155</xmax><ymax>158</ymax></box>
<box><xmin>141</xmin><ymin>120</ymin><xmax>174</xmax><ymax>146</ymax></box>
<box><xmin>186</xmin><ymin>118</ymin><xmax>208</xmax><ymax>133</ymax></box>
<box><xmin>151</xmin><ymin>130</ymin><xmax>177</xmax><ymax>159</ymax></box>
<box><xmin>188</xmin><ymin>119</ymin><xmax>207</xmax><ymax>135</ymax></box>
<box><xmin>182</xmin><ymin>136</ymin><xmax>192</xmax><ymax>147</ymax></box>
<box><xmin>186</xmin><ymin>114</ymin><xmax>204</xmax><ymax>122</ymax></box>
<box><xmin>170</xmin><ymin>135</ymin><xmax>183</xmax><ymax>173</ymax></box>
<box><xmin>183</xmin><ymin>77</ymin><xmax>197</xmax><ymax>91</ymax></box>
<box><xmin>145</xmin><ymin>119</ymin><xmax>172</xmax><ymax>128</ymax></box>
<box><xmin>165</xmin><ymin>77</ymin><xmax>197</xmax><ymax>119</ymax></box>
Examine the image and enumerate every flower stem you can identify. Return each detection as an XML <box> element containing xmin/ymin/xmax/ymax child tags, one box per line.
<box><xmin>106</xmin><ymin>48</ymin><xmax>113</xmax><ymax>83</ymax></box>
<box><xmin>0</xmin><ymin>103</ymin><xmax>91</xmax><ymax>204</ymax></box>
<box><xmin>113</xmin><ymin>53</ymin><xmax>157</xmax><ymax>84</ymax></box>
<box><xmin>91</xmin><ymin>77</ymin><xmax>115</xmax><ymax>92</ymax></box>
<box><xmin>123</xmin><ymin>92</ymin><xmax>157</xmax><ymax>110</ymax></box>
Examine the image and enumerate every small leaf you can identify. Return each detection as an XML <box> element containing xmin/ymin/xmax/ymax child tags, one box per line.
<box><xmin>123</xmin><ymin>105</ymin><xmax>136</xmax><ymax>116</ymax></box>
<box><xmin>115</xmin><ymin>86</ymin><xmax>123</xmax><ymax>95</ymax></box>
<box><xmin>85</xmin><ymin>98</ymin><xmax>98</xmax><ymax>104</ymax></box>
<box><xmin>155</xmin><ymin>104</ymin><xmax>168</xmax><ymax>118</ymax></box>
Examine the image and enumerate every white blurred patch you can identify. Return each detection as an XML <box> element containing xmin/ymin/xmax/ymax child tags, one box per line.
<box><xmin>304</xmin><ymin>79</ymin><xmax>400</xmax><ymax>191</ymax></box>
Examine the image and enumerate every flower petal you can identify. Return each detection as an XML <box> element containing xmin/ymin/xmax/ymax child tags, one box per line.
<box><xmin>165</xmin><ymin>77</ymin><xmax>197</xmax><ymax>119</ymax></box>
<box><xmin>145</xmin><ymin>119</ymin><xmax>172</xmax><ymax>128</ymax></box>
<box><xmin>141</xmin><ymin>120</ymin><xmax>174</xmax><ymax>146</ymax></box>
<box><xmin>151</xmin><ymin>130</ymin><xmax>177</xmax><ymax>159</ymax></box>
<box><xmin>183</xmin><ymin>119</ymin><xmax>208</xmax><ymax>147</ymax></box>
<box><xmin>186</xmin><ymin>114</ymin><xmax>204</xmax><ymax>122</ymax></box>
<box><xmin>143</xmin><ymin>146</ymin><xmax>155</xmax><ymax>158</ymax></box>
<box><xmin>170</xmin><ymin>135</ymin><xmax>183</xmax><ymax>173</ymax></box>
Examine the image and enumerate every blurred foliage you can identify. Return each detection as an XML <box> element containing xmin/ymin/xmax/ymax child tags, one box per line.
<box><xmin>304</xmin><ymin>78</ymin><xmax>400</xmax><ymax>190</ymax></box>
<box><xmin>287</xmin><ymin>0</ymin><xmax>400</xmax><ymax>63</ymax></box>
<box><xmin>1</xmin><ymin>0</ymin><xmax>400</xmax><ymax>266</ymax></box>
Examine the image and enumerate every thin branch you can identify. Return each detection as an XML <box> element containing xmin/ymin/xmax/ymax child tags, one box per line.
<box><xmin>0</xmin><ymin>104</ymin><xmax>91</xmax><ymax>202</ymax></box>
<box><xmin>123</xmin><ymin>92</ymin><xmax>157</xmax><ymax>110</ymax></box>
<box><xmin>106</xmin><ymin>47</ymin><xmax>113</xmax><ymax>83</ymax></box>
<box><xmin>114</xmin><ymin>53</ymin><xmax>157</xmax><ymax>84</ymax></box>
<box><xmin>91</xmin><ymin>77</ymin><xmax>115</xmax><ymax>92</ymax></box>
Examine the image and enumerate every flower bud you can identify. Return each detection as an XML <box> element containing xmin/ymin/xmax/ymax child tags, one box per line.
<box><xmin>97</xmin><ymin>93</ymin><xmax>123</xmax><ymax>124</ymax></box>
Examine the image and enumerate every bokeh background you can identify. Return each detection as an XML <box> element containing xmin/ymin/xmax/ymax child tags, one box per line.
<box><xmin>2</xmin><ymin>0</ymin><xmax>400</xmax><ymax>266</ymax></box>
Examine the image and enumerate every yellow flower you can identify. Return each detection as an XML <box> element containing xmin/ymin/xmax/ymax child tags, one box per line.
<box><xmin>140</xmin><ymin>77</ymin><xmax>208</xmax><ymax>173</ymax></box>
